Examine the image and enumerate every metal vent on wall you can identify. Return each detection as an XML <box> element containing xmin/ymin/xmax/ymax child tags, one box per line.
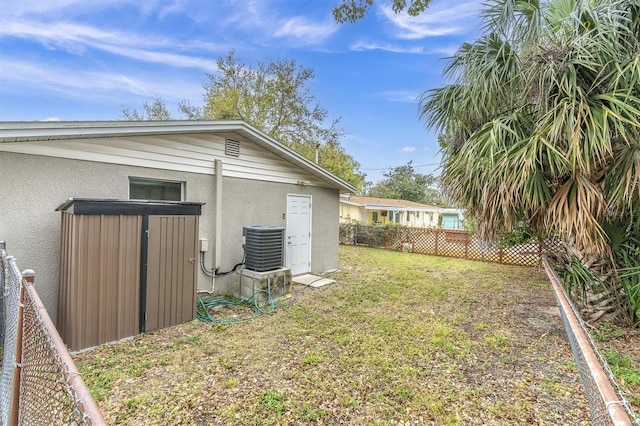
<box><xmin>225</xmin><ymin>139</ymin><xmax>240</xmax><ymax>157</ymax></box>
<box><xmin>243</xmin><ymin>226</ymin><xmax>285</xmax><ymax>272</ymax></box>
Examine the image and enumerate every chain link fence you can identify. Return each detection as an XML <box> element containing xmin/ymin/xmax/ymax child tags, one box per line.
<box><xmin>543</xmin><ymin>256</ymin><xmax>639</xmax><ymax>426</ymax></box>
<box><xmin>0</xmin><ymin>243</ymin><xmax>21</xmax><ymax>426</ymax></box>
<box><xmin>0</xmin><ymin>242</ymin><xmax>106</xmax><ymax>425</ymax></box>
<box><xmin>0</xmin><ymin>243</ymin><xmax>5</xmax><ymax>346</ymax></box>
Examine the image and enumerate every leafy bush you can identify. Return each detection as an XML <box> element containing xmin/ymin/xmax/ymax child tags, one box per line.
<box><xmin>338</xmin><ymin>223</ymin><xmax>402</xmax><ymax>249</ymax></box>
<box><xmin>500</xmin><ymin>224</ymin><xmax>532</xmax><ymax>248</ymax></box>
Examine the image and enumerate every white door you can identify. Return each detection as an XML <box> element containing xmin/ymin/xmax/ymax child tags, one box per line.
<box><xmin>286</xmin><ymin>194</ymin><xmax>311</xmax><ymax>275</ymax></box>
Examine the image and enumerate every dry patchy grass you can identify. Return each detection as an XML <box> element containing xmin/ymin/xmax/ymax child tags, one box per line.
<box><xmin>75</xmin><ymin>246</ymin><xmax>596</xmax><ymax>425</ymax></box>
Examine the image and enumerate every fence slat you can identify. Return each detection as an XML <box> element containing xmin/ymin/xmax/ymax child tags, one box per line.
<box><xmin>339</xmin><ymin>224</ymin><xmax>554</xmax><ymax>267</ymax></box>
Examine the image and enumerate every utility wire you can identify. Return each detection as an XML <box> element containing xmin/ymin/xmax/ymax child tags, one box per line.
<box><xmin>361</xmin><ymin>161</ymin><xmax>441</xmax><ymax>171</ymax></box>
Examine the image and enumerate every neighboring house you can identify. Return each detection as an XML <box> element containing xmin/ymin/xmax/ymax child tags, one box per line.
<box><xmin>339</xmin><ymin>194</ymin><xmax>441</xmax><ymax>228</ymax></box>
<box><xmin>439</xmin><ymin>208</ymin><xmax>465</xmax><ymax>230</ymax></box>
<box><xmin>0</xmin><ymin>120</ymin><xmax>354</xmax><ymax>348</ymax></box>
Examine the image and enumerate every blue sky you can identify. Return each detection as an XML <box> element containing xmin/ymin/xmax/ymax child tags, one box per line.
<box><xmin>0</xmin><ymin>0</ymin><xmax>482</xmax><ymax>184</ymax></box>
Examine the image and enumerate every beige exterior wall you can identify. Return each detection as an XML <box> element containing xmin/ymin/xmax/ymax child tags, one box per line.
<box><xmin>213</xmin><ymin>176</ymin><xmax>339</xmax><ymax>291</ymax></box>
<box><xmin>1</xmin><ymin>151</ymin><xmax>340</xmax><ymax>322</ymax></box>
<box><xmin>339</xmin><ymin>204</ymin><xmax>440</xmax><ymax>228</ymax></box>
<box><xmin>338</xmin><ymin>203</ymin><xmax>363</xmax><ymax>223</ymax></box>
<box><xmin>398</xmin><ymin>211</ymin><xmax>439</xmax><ymax>228</ymax></box>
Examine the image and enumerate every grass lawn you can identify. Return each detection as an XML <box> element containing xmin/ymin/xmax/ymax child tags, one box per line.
<box><xmin>75</xmin><ymin>246</ymin><xmax>593</xmax><ymax>425</ymax></box>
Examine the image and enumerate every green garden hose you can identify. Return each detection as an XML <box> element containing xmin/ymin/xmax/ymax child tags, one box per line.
<box><xmin>196</xmin><ymin>275</ymin><xmax>326</xmax><ymax>325</ymax></box>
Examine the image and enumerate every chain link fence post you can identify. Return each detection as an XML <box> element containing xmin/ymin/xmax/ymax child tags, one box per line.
<box><xmin>0</xmin><ymin>256</ymin><xmax>22</xmax><ymax>426</ymax></box>
<box><xmin>12</xmin><ymin>270</ymin><xmax>31</xmax><ymax>425</ymax></box>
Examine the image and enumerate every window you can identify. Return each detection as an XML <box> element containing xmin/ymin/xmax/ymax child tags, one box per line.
<box><xmin>129</xmin><ymin>178</ymin><xmax>183</xmax><ymax>201</ymax></box>
<box><xmin>428</xmin><ymin>212</ymin><xmax>433</xmax><ymax>222</ymax></box>
<box><xmin>372</xmin><ymin>212</ymin><xmax>379</xmax><ymax>223</ymax></box>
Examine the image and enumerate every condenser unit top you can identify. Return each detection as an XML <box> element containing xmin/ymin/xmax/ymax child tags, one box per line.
<box><xmin>243</xmin><ymin>226</ymin><xmax>285</xmax><ymax>272</ymax></box>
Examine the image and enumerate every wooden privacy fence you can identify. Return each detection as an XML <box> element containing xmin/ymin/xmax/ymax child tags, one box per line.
<box><xmin>339</xmin><ymin>224</ymin><xmax>560</xmax><ymax>267</ymax></box>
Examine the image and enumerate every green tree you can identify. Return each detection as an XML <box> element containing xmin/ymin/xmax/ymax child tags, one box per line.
<box><xmin>121</xmin><ymin>96</ymin><xmax>173</xmax><ymax>120</ymax></box>
<box><xmin>333</xmin><ymin>0</ymin><xmax>433</xmax><ymax>23</ymax></box>
<box><xmin>421</xmin><ymin>0</ymin><xmax>640</xmax><ymax>323</ymax></box>
<box><xmin>367</xmin><ymin>161</ymin><xmax>443</xmax><ymax>205</ymax></box>
<box><xmin>121</xmin><ymin>51</ymin><xmax>366</xmax><ymax>191</ymax></box>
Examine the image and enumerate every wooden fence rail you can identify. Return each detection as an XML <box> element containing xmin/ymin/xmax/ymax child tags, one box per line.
<box><xmin>339</xmin><ymin>224</ymin><xmax>560</xmax><ymax>267</ymax></box>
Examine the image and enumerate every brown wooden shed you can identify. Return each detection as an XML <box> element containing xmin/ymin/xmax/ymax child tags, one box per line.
<box><xmin>56</xmin><ymin>199</ymin><xmax>202</xmax><ymax>351</ymax></box>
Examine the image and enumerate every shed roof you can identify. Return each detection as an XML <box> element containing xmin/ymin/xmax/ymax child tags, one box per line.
<box><xmin>56</xmin><ymin>198</ymin><xmax>204</xmax><ymax>216</ymax></box>
<box><xmin>0</xmin><ymin>120</ymin><xmax>355</xmax><ymax>193</ymax></box>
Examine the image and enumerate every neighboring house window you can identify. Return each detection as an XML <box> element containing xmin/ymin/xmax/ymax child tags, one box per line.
<box><xmin>129</xmin><ymin>177</ymin><xmax>183</xmax><ymax>201</ymax></box>
<box><xmin>428</xmin><ymin>212</ymin><xmax>433</xmax><ymax>222</ymax></box>
<box><xmin>416</xmin><ymin>212</ymin><xmax>420</xmax><ymax>219</ymax></box>
<box><xmin>372</xmin><ymin>212</ymin><xmax>379</xmax><ymax>223</ymax></box>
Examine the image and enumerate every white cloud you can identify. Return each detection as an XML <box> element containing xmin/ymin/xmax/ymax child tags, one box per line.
<box><xmin>381</xmin><ymin>1</ymin><xmax>481</xmax><ymax>40</ymax></box>
<box><xmin>42</xmin><ymin>116</ymin><xmax>62</xmax><ymax>121</ymax></box>
<box><xmin>350</xmin><ymin>40</ymin><xmax>424</xmax><ymax>54</ymax></box>
<box><xmin>157</xmin><ymin>0</ymin><xmax>190</xmax><ymax>20</ymax></box>
<box><xmin>99</xmin><ymin>45</ymin><xmax>218</xmax><ymax>71</ymax></box>
<box><xmin>0</xmin><ymin>19</ymin><xmax>220</xmax><ymax>71</ymax></box>
<box><xmin>274</xmin><ymin>17</ymin><xmax>337</xmax><ymax>45</ymax></box>
<box><xmin>402</xmin><ymin>146</ymin><xmax>416</xmax><ymax>152</ymax></box>
<box><xmin>4</xmin><ymin>0</ymin><xmax>142</xmax><ymax>18</ymax></box>
<box><xmin>0</xmin><ymin>57</ymin><xmax>202</xmax><ymax>103</ymax></box>
<box><xmin>350</xmin><ymin>40</ymin><xmax>462</xmax><ymax>56</ymax></box>
<box><xmin>378</xmin><ymin>90</ymin><xmax>420</xmax><ymax>103</ymax></box>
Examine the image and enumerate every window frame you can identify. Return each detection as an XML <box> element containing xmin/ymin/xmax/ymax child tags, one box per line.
<box><xmin>128</xmin><ymin>177</ymin><xmax>185</xmax><ymax>202</ymax></box>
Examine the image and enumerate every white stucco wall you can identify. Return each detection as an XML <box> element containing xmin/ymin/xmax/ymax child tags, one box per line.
<box><xmin>211</xmin><ymin>176</ymin><xmax>339</xmax><ymax>291</ymax></box>
<box><xmin>0</xmin><ymin>151</ymin><xmax>340</xmax><ymax>322</ymax></box>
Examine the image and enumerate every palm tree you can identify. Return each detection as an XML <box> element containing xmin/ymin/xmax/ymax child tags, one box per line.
<box><xmin>421</xmin><ymin>0</ymin><xmax>640</xmax><ymax>324</ymax></box>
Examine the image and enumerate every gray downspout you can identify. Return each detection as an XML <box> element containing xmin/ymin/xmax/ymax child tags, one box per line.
<box><xmin>200</xmin><ymin>159</ymin><xmax>223</xmax><ymax>294</ymax></box>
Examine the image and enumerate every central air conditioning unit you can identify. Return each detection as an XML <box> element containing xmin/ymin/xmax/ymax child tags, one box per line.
<box><xmin>243</xmin><ymin>226</ymin><xmax>285</xmax><ymax>272</ymax></box>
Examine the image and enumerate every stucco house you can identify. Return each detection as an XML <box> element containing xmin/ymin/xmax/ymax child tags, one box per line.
<box><xmin>0</xmin><ymin>120</ymin><xmax>354</xmax><ymax>349</ymax></box>
<box><xmin>339</xmin><ymin>194</ymin><xmax>442</xmax><ymax>227</ymax></box>
<box><xmin>439</xmin><ymin>208</ymin><xmax>465</xmax><ymax>230</ymax></box>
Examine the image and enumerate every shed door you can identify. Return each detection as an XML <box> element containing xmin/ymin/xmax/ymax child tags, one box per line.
<box><xmin>286</xmin><ymin>195</ymin><xmax>311</xmax><ymax>276</ymax></box>
<box><xmin>145</xmin><ymin>216</ymin><xmax>198</xmax><ymax>332</ymax></box>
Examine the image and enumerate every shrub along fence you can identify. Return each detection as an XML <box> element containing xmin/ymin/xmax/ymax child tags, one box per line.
<box><xmin>0</xmin><ymin>242</ymin><xmax>106</xmax><ymax>425</ymax></box>
<box><xmin>339</xmin><ymin>223</ymin><xmax>559</xmax><ymax>267</ymax></box>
